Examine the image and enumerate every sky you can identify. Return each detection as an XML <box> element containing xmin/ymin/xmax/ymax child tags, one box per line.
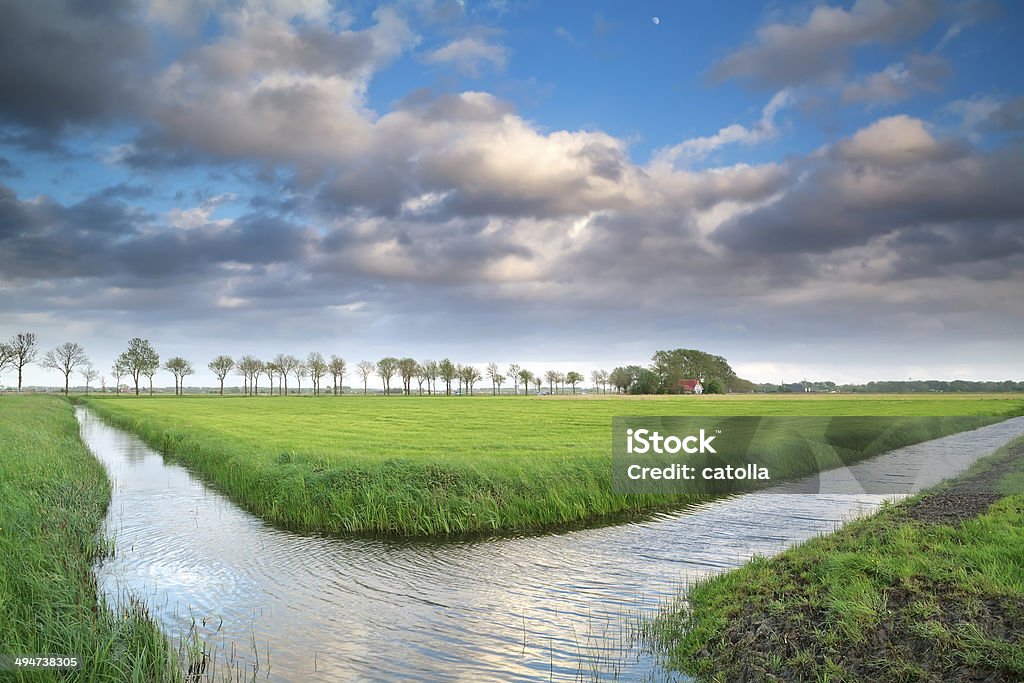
<box><xmin>1</xmin><ymin>0</ymin><xmax>1023</xmax><ymax>389</ymax></box>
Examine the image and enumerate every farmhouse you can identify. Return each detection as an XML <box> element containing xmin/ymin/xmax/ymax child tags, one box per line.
<box><xmin>677</xmin><ymin>379</ymin><xmax>704</xmax><ymax>395</ymax></box>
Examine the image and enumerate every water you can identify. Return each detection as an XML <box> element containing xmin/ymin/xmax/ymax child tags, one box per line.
<box><xmin>79</xmin><ymin>408</ymin><xmax>1024</xmax><ymax>682</ymax></box>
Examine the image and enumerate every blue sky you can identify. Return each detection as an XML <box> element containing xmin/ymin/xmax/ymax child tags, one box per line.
<box><xmin>2</xmin><ymin>0</ymin><xmax>1023</xmax><ymax>388</ymax></box>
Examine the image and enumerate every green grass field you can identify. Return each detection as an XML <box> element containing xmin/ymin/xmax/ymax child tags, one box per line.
<box><xmin>646</xmin><ymin>435</ymin><xmax>1024</xmax><ymax>681</ymax></box>
<box><xmin>79</xmin><ymin>393</ymin><xmax>1024</xmax><ymax>536</ymax></box>
<box><xmin>0</xmin><ymin>395</ymin><xmax>180</xmax><ymax>682</ymax></box>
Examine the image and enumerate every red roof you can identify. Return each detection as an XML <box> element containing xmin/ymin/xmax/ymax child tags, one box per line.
<box><xmin>678</xmin><ymin>379</ymin><xmax>702</xmax><ymax>390</ymax></box>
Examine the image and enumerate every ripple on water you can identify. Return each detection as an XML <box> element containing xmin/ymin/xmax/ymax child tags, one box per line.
<box><xmin>80</xmin><ymin>408</ymin><xmax>1024</xmax><ymax>682</ymax></box>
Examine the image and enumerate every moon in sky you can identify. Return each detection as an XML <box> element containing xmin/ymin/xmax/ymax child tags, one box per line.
<box><xmin>652</xmin><ymin>16</ymin><xmax>660</xmax><ymax>25</ymax></box>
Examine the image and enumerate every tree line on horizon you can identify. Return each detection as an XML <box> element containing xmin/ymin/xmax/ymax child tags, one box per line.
<box><xmin>2</xmin><ymin>331</ymin><xmax>1021</xmax><ymax>396</ymax></box>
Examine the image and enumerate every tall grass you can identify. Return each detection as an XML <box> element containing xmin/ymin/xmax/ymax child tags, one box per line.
<box><xmin>80</xmin><ymin>394</ymin><xmax>1024</xmax><ymax>537</ymax></box>
<box><xmin>0</xmin><ymin>395</ymin><xmax>182</xmax><ymax>682</ymax></box>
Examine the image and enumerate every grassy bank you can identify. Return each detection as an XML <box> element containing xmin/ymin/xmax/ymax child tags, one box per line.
<box><xmin>80</xmin><ymin>394</ymin><xmax>1024</xmax><ymax>536</ymax></box>
<box><xmin>0</xmin><ymin>395</ymin><xmax>181</xmax><ymax>682</ymax></box>
<box><xmin>647</xmin><ymin>434</ymin><xmax>1024</xmax><ymax>682</ymax></box>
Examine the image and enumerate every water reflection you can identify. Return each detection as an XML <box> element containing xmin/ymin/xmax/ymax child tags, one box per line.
<box><xmin>82</xmin><ymin>408</ymin><xmax>1024</xmax><ymax>681</ymax></box>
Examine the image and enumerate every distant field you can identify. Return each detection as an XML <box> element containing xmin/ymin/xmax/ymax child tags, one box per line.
<box><xmin>81</xmin><ymin>394</ymin><xmax>1024</xmax><ymax>536</ymax></box>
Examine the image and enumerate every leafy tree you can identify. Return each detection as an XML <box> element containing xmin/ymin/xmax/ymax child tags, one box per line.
<box><xmin>608</xmin><ymin>367</ymin><xmax>631</xmax><ymax>393</ymax></box>
<box><xmin>307</xmin><ymin>352</ymin><xmax>327</xmax><ymax>396</ymax></box>
<box><xmin>438</xmin><ymin>358</ymin><xmax>456</xmax><ymax>395</ymax></box>
<box><xmin>208</xmin><ymin>356</ymin><xmax>235</xmax><ymax>396</ymax></box>
<box><xmin>376</xmin><ymin>357</ymin><xmax>399</xmax><ymax>394</ymax></box>
<box><xmin>6</xmin><ymin>332</ymin><xmax>38</xmax><ymax>391</ymax></box>
<box><xmin>117</xmin><ymin>338</ymin><xmax>159</xmax><ymax>396</ymax></box>
<box><xmin>164</xmin><ymin>357</ymin><xmax>194</xmax><ymax>396</ymax></box>
<box><xmin>565</xmin><ymin>371</ymin><xmax>584</xmax><ymax>394</ymax></box>
<box><xmin>397</xmin><ymin>357</ymin><xmax>418</xmax><ymax>395</ymax></box>
<box><xmin>41</xmin><ymin>341</ymin><xmax>89</xmax><ymax>395</ymax></box>
<box><xmin>517</xmin><ymin>368</ymin><xmax>533</xmax><ymax>395</ymax></box>
<box><xmin>79</xmin><ymin>363</ymin><xmax>99</xmax><ymax>395</ymax></box>
<box><xmin>532</xmin><ymin>374</ymin><xmax>542</xmax><ymax>393</ymax></box>
<box><xmin>328</xmin><ymin>355</ymin><xmax>347</xmax><ymax>395</ymax></box>
<box><xmin>356</xmin><ymin>360</ymin><xmax>374</xmax><ymax>394</ymax></box>
<box><xmin>651</xmin><ymin>348</ymin><xmax>738</xmax><ymax>393</ymax></box>
<box><xmin>627</xmin><ymin>366</ymin><xmax>661</xmax><ymax>395</ymax></box>
<box><xmin>705</xmin><ymin>378</ymin><xmax>725</xmax><ymax>394</ymax></box>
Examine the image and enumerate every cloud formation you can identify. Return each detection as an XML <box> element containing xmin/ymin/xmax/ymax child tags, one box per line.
<box><xmin>710</xmin><ymin>0</ymin><xmax>944</xmax><ymax>88</ymax></box>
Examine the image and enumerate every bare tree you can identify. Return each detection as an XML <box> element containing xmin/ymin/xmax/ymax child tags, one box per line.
<box><xmin>591</xmin><ymin>369</ymin><xmax>608</xmax><ymax>394</ymax></box>
<box><xmin>414</xmin><ymin>362</ymin><xmax>429</xmax><ymax>395</ymax></box>
<box><xmin>507</xmin><ymin>363</ymin><xmax>521</xmax><ymax>395</ymax></box>
<box><xmin>376</xmin><ymin>357</ymin><xmax>399</xmax><ymax>395</ymax></box>
<box><xmin>397</xmin><ymin>357</ymin><xmax>417</xmax><ymax>395</ymax></box>
<box><xmin>41</xmin><ymin>341</ymin><xmax>89</xmax><ymax>395</ymax></box>
<box><xmin>421</xmin><ymin>359</ymin><xmax>438</xmax><ymax>395</ymax></box>
<box><xmin>328</xmin><ymin>355</ymin><xmax>347</xmax><ymax>395</ymax></box>
<box><xmin>79</xmin><ymin>363</ymin><xmax>99</xmax><ymax>395</ymax></box>
<box><xmin>111</xmin><ymin>361</ymin><xmax>126</xmax><ymax>395</ymax></box>
<box><xmin>261</xmin><ymin>361</ymin><xmax>275</xmax><ymax>396</ymax></box>
<box><xmin>466</xmin><ymin>366</ymin><xmax>482</xmax><ymax>395</ymax></box>
<box><xmin>458</xmin><ymin>365</ymin><xmax>481</xmax><ymax>395</ymax></box>
<box><xmin>293</xmin><ymin>363</ymin><xmax>308</xmax><ymax>394</ymax></box>
<box><xmin>307</xmin><ymin>352</ymin><xmax>327</xmax><ymax>396</ymax></box>
<box><xmin>495</xmin><ymin>372</ymin><xmax>505</xmax><ymax>394</ymax></box>
<box><xmin>164</xmin><ymin>357</ymin><xmax>194</xmax><ymax>396</ymax></box>
<box><xmin>544</xmin><ymin>370</ymin><xmax>559</xmax><ymax>394</ymax></box>
<box><xmin>117</xmin><ymin>338</ymin><xmax>159</xmax><ymax>396</ymax></box>
<box><xmin>0</xmin><ymin>342</ymin><xmax>12</xmax><ymax>380</ymax></box>
<box><xmin>236</xmin><ymin>356</ymin><xmax>261</xmax><ymax>396</ymax></box>
<box><xmin>486</xmin><ymin>362</ymin><xmax>501</xmax><ymax>395</ymax></box>
<box><xmin>532</xmin><ymin>374</ymin><xmax>542</xmax><ymax>393</ymax></box>
<box><xmin>6</xmin><ymin>332</ymin><xmax>38</xmax><ymax>391</ymax></box>
<box><xmin>356</xmin><ymin>360</ymin><xmax>374</xmax><ymax>394</ymax></box>
<box><xmin>250</xmin><ymin>358</ymin><xmax>264</xmax><ymax>395</ymax></box>
<box><xmin>273</xmin><ymin>354</ymin><xmax>298</xmax><ymax>394</ymax></box>
<box><xmin>208</xmin><ymin>356</ymin><xmax>234</xmax><ymax>396</ymax></box>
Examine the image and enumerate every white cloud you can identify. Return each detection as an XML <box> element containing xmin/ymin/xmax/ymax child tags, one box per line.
<box><xmin>653</xmin><ymin>90</ymin><xmax>791</xmax><ymax>167</ymax></box>
<box><xmin>424</xmin><ymin>36</ymin><xmax>509</xmax><ymax>77</ymax></box>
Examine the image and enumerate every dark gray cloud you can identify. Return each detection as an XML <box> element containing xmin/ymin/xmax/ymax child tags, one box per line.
<box><xmin>0</xmin><ymin>0</ymin><xmax>148</xmax><ymax>132</ymax></box>
<box><xmin>712</xmin><ymin>131</ymin><xmax>1024</xmax><ymax>278</ymax></box>
<box><xmin>983</xmin><ymin>96</ymin><xmax>1024</xmax><ymax>131</ymax></box>
<box><xmin>709</xmin><ymin>0</ymin><xmax>945</xmax><ymax>88</ymax></box>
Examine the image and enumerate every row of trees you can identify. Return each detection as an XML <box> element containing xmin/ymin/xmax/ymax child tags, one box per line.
<box><xmin>1</xmin><ymin>333</ymin><xmax>102</xmax><ymax>394</ymax></box>
<box><xmin>0</xmin><ymin>334</ymin><xmax>742</xmax><ymax>397</ymax></box>
<box><xmin>0</xmin><ymin>332</ymin><xmax>608</xmax><ymax>396</ymax></box>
